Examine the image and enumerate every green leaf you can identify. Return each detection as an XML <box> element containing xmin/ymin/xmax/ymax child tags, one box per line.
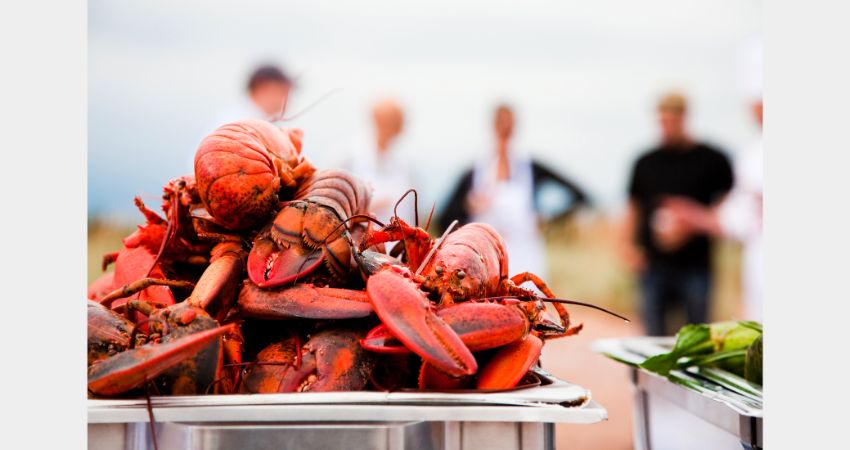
<box><xmin>674</xmin><ymin>324</ymin><xmax>712</xmax><ymax>353</ymax></box>
<box><xmin>682</xmin><ymin>348</ymin><xmax>748</xmax><ymax>376</ymax></box>
<box><xmin>640</xmin><ymin>324</ymin><xmax>712</xmax><ymax>376</ymax></box>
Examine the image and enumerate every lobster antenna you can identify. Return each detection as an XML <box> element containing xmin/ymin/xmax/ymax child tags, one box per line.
<box><xmin>145</xmin><ymin>383</ymin><xmax>160</xmax><ymax>450</ymax></box>
<box><xmin>273</xmin><ymin>87</ymin><xmax>343</xmax><ymax>122</ymax></box>
<box><xmin>393</xmin><ymin>189</ymin><xmax>419</xmax><ymax>227</ymax></box>
<box><xmin>477</xmin><ymin>296</ymin><xmax>630</xmax><ymax>322</ymax></box>
<box><xmin>318</xmin><ymin>214</ymin><xmax>386</xmax><ymax>248</ymax></box>
<box><xmin>415</xmin><ymin>219</ymin><xmax>457</xmax><ymax>276</ymax></box>
<box><xmin>424</xmin><ymin>202</ymin><xmax>436</xmax><ymax>232</ymax></box>
<box><xmin>543</xmin><ymin>298</ymin><xmax>630</xmax><ymax>322</ymax></box>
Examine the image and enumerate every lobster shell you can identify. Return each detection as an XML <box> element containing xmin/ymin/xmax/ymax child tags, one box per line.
<box><xmin>194</xmin><ymin>119</ymin><xmax>310</xmax><ymax>230</ymax></box>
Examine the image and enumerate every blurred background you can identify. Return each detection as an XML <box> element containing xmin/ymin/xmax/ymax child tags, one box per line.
<box><xmin>88</xmin><ymin>1</ymin><xmax>761</xmax><ymax>448</ymax></box>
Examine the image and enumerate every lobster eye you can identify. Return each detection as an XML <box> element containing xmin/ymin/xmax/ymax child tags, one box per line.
<box><xmin>456</xmin><ymin>270</ymin><xmax>466</xmax><ymax>279</ymax></box>
<box><xmin>435</xmin><ymin>265</ymin><xmax>444</xmax><ymax>275</ymax></box>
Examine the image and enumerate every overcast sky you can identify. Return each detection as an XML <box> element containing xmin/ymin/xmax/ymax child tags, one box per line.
<box><xmin>89</xmin><ymin>0</ymin><xmax>761</xmax><ymax>221</ymax></box>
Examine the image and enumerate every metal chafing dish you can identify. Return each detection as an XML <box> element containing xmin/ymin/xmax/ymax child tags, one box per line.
<box><xmin>88</xmin><ymin>370</ymin><xmax>607</xmax><ymax>450</ymax></box>
<box><xmin>593</xmin><ymin>337</ymin><xmax>763</xmax><ymax>450</ymax></box>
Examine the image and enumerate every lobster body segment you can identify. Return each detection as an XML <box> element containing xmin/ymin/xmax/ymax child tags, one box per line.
<box><xmin>419</xmin><ymin>223</ymin><xmax>508</xmax><ymax>304</ymax></box>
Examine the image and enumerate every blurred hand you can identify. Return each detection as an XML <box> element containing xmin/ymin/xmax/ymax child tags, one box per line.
<box><xmin>661</xmin><ymin>197</ymin><xmax>710</xmax><ymax>230</ymax></box>
<box><xmin>651</xmin><ymin>206</ymin><xmax>694</xmax><ymax>252</ymax></box>
<box><xmin>618</xmin><ymin>241</ymin><xmax>646</xmax><ymax>273</ymax></box>
<box><xmin>465</xmin><ymin>191</ymin><xmax>492</xmax><ymax>216</ymax></box>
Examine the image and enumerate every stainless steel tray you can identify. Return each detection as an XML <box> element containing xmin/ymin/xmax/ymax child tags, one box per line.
<box><xmin>88</xmin><ymin>370</ymin><xmax>606</xmax><ymax>450</ymax></box>
<box><xmin>594</xmin><ymin>337</ymin><xmax>762</xmax><ymax>450</ymax></box>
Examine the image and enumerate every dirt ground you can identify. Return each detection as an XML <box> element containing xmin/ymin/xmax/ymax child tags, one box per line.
<box><xmin>541</xmin><ymin>215</ymin><xmax>742</xmax><ymax>450</ymax></box>
<box><xmin>87</xmin><ymin>213</ymin><xmax>742</xmax><ymax>450</ymax></box>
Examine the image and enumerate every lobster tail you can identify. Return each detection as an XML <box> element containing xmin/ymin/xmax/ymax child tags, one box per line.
<box><xmin>194</xmin><ymin>120</ymin><xmax>314</xmax><ymax>230</ymax></box>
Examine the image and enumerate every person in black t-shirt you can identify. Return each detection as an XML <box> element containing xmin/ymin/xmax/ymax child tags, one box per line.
<box><xmin>621</xmin><ymin>92</ymin><xmax>733</xmax><ymax>336</ymax></box>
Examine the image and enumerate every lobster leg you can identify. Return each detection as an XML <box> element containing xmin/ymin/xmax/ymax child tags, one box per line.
<box><xmin>505</xmin><ymin>272</ymin><xmax>583</xmax><ymax>338</ymax></box>
<box><xmin>186</xmin><ymin>242</ymin><xmax>245</xmax><ymax>318</ymax></box>
<box><xmin>360</xmin><ymin>221</ymin><xmax>432</xmax><ymax>269</ymax></box>
<box><xmin>366</xmin><ymin>266</ymin><xmax>477</xmax><ymax>377</ymax></box>
<box><xmin>476</xmin><ymin>334</ymin><xmax>543</xmax><ymax>390</ymax></box>
<box><xmin>102</xmin><ymin>252</ymin><xmax>119</xmax><ymax>271</ymax></box>
<box><xmin>98</xmin><ymin>278</ymin><xmax>195</xmax><ymax>307</ymax></box>
<box><xmin>88</xmin><ymin>324</ymin><xmax>234</xmax><ymax>396</ymax></box>
<box><xmin>133</xmin><ymin>196</ymin><xmax>166</xmax><ymax>225</ymax></box>
<box><xmin>239</xmin><ymin>282</ymin><xmax>373</xmax><ymax>320</ymax></box>
<box><xmin>219</xmin><ymin>321</ymin><xmax>244</xmax><ymax>394</ymax></box>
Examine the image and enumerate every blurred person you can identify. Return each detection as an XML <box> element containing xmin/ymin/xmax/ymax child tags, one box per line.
<box><xmin>662</xmin><ymin>98</ymin><xmax>763</xmax><ymax>322</ymax></box>
<box><xmin>196</xmin><ymin>64</ymin><xmax>293</xmax><ymax>170</ymax></box>
<box><xmin>438</xmin><ymin>104</ymin><xmax>589</xmax><ymax>278</ymax></box>
<box><xmin>208</xmin><ymin>64</ymin><xmax>293</xmax><ymax>129</ymax></box>
<box><xmin>620</xmin><ymin>92</ymin><xmax>734</xmax><ymax>336</ymax></box>
<box><xmin>346</xmin><ymin>98</ymin><xmax>418</xmax><ymax>225</ymax></box>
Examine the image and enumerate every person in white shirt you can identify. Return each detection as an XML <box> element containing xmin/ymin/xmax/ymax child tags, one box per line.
<box><xmin>346</xmin><ymin>98</ymin><xmax>418</xmax><ymax>225</ymax></box>
<box><xmin>438</xmin><ymin>104</ymin><xmax>589</xmax><ymax>279</ymax></box>
<box><xmin>203</xmin><ymin>64</ymin><xmax>293</xmax><ymax>136</ymax></box>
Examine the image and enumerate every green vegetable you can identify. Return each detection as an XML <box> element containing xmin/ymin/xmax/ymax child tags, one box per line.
<box><xmin>640</xmin><ymin>324</ymin><xmax>713</xmax><ymax>375</ymax></box>
<box><xmin>712</xmin><ymin>321</ymin><xmax>761</xmax><ymax>353</ymax></box>
<box><xmin>640</xmin><ymin>321</ymin><xmax>762</xmax><ymax>377</ymax></box>
<box><xmin>745</xmin><ymin>334</ymin><xmax>763</xmax><ymax>385</ymax></box>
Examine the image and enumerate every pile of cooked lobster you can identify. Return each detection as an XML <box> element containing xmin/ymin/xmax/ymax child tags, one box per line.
<box><xmin>87</xmin><ymin>119</ymin><xmax>626</xmax><ymax>397</ymax></box>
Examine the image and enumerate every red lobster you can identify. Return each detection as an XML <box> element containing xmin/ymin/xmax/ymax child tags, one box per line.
<box><xmin>194</xmin><ymin>119</ymin><xmax>315</xmax><ymax>231</ymax></box>
<box><xmin>88</xmin><ymin>241</ymin><xmax>247</xmax><ymax>396</ymax></box>
<box><xmin>358</xmin><ymin>217</ymin><xmax>627</xmax><ymax>388</ymax></box>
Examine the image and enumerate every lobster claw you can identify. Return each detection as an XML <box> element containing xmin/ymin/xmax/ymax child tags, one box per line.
<box><xmin>244</xmin><ymin>329</ymin><xmax>373</xmax><ymax>393</ymax></box>
<box><xmin>476</xmin><ymin>334</ymin><xmax>543</xmax><ymax>390</ymax></box>
<box><xmin>366</xmin><ymin>266</ymin><xmax>477</xmax><ymax>377</ymax></box>
<box><xmin>300</xmin><ymin>329</ymin><xmax>373</xmax><ymax>392</ymax></box>
<box><xmin>419</xmin><ymin>363</ymin><xmax>470</xmax><ymax>390</ymax></box>
<box><xmin>360</xmin><ymin>325</ymin><xmax>410</xmax><ymax>354</ymax></box>
<box><xmin>247</xmin><ymin>231</ymin><xmax>323</xmax><ymax>288</ymax></box>
<box><xmin>87</xmin><ymin>324</ymin><xmax>234</xmax><ymax>396</ymax></box>
<box><xmin>361</xmin><ymin>302</ymin><xmax>527</xmax><ymax>354</ymax></box>
<box><xmin>238</xmin><ymin>282</ymin><xmax>373</xmax><ymax>320</ymax></box>
<box><xmin>241</xmin><ymin>337</ymin><xmax>308</xmax><ymax>393</ymax></box>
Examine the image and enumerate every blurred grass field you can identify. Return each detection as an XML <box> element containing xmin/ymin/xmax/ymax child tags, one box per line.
<box><xmin>87</xmin><ymin>212</ymin><xmax>742</xmax><ymax>450</ymax></box>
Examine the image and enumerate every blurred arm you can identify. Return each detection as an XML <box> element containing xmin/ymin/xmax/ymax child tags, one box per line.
<box><xmin>619</xmin><ymin>200</ymin><xmax>646</xmax><ymax>272</ymax></box>
<box><xmin>531</xmin><ymin>161</ymin><xmax>590</xmax><ymax>222</ymax></box>
<box><xmin>435</xmin><ymin>169</ymin><xmax>474</xmax><ymax>233</ymax></box>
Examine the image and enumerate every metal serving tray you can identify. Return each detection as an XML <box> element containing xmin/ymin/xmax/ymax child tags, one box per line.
<box><xmin>88</xmin><ymin>370</ymin><xmax>607</xmax><ymax>450</ymax></box>
<box><xmin>594</xmin><ymin>337</ymin><xmax>763</xmax><ymax>450</ymax></box>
